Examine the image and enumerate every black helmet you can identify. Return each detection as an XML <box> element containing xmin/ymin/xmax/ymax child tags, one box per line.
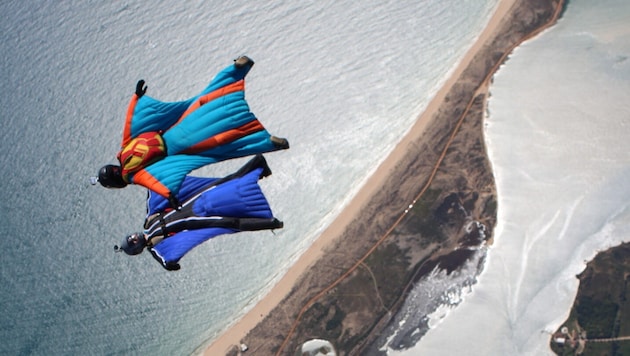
<box><xmin>97</xmin><ymin>164</ymin><xmax>127</xmax><ymax>188</ymax></box>
<box><xmin>115</xmin><ymin>232</ymin><xmax>146</xmax><ymax>255</ymax></box>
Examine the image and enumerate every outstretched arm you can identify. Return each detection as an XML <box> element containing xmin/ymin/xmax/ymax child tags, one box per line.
<box><xmin>135</xmin><ymin>80</ymin><xmax>147</xmax><ymax>97</ymax></box>
<box><xmin>120</xmin><ymin>79</ymin><xmax>193</xmax><ymax>147</ymax></box>
<box><xmin>196</xmin><ymin>56</ymin><xmax>255</xmax><ymax>97</ymax></box>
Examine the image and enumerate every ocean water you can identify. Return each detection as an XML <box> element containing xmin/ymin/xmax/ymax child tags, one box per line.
<box><xmin>405</xmin><ymin>0</ymin><xmax>630</xmax><ymax>355</ymax></box>
<box><xmin>0</xmin><ymin>1</ymin><xmax>499</xmax><ymax>355</ymax></box>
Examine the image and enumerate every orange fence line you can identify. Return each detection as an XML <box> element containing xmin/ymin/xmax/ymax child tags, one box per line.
<box><xmin>276</xmin><ymin>1</ymin><xmax>565</xmax><ymax>354</ymax></box>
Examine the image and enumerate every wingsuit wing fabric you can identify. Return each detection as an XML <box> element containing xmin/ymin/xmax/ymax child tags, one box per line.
<box><xmin>145</xmin><ymin>174</ymin><xmax>218</xmax><ymax>216</ymax></box>
<box><xmin>149</xmin><ymin>227</ymin><xmax>236</xmax><ymax>269</ymax></box>
<box><xmin>120</xmin><ymin>58</ymin><xmax>287</xmax><ymax>198</ymax></box>
<box><xmin>144</xmin><ymin>154</ymin><xmax>272</xmax><ymax>215</ymax></box>
<box><xmin>145</xmin><ymin>155</ymin><xmax>280</xmax><ymax>269</ymax></box>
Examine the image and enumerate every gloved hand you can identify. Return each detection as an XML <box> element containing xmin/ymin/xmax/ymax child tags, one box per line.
<box><xmin>164</xmin><ymin>262</ymin><xmax>181</xmax><ymax>271</ymax></box>
<box><xmin>135</xmin><ymin>80</ymin><xmax>147</xmax><ymax>97</ymax></box>
<box><xmin>168</xmin><ymin>194</ymin><xmax>181</xmax><ymax>211</ymax></box>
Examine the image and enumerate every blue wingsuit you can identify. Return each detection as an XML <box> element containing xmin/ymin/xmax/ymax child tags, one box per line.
<box><xmin>132</xmin><ymin>155</ymin><xmax>283</xmax><ymax>270</ymax></box>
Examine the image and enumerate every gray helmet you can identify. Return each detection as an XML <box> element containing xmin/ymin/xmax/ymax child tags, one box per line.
<box><xmin>114</xmin><ymin>232</ymin><xmax>147</xmax><ymax>255</ymax></box>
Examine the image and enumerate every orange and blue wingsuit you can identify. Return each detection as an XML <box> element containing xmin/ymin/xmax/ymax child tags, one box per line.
<box><xmin>96</xmin><ymin>56</ymin><xmax>289</xmax><ymax>203</ymax></box>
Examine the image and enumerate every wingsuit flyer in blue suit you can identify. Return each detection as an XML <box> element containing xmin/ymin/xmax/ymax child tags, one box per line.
<box><xmin>115</xmin><ymin>154</ymin><xmax>283</xmax><ymax>271</ymax></box>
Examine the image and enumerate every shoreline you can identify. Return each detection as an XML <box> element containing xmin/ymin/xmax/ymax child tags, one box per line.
<box><xmin>202</xmin><ymin>1</ymin><xmax>517</xmax><ymax>354</ymax></box>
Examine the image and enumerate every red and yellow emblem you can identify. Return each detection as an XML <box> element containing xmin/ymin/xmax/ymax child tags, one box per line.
<box><xmin>117</xmin><ymin>132</ymin><xmax>166</xmax><ymax>182</ymax></box>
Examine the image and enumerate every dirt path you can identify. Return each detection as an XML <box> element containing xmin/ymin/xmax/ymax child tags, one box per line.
<box><xmin>203</xmin><ymin>0</ymin><xmax>566</xmax><ymax>354</ymax></box>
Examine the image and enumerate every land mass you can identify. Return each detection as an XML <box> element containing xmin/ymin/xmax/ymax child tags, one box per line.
<box><xmin>204</xmin><ymin>0</ymin><xmax>565</xmax><ymax>355</ymax></box>
<box><xmin>550</xmin><ymin>241</ymin><xmax>630</xmax><ymax>356</ymax></box>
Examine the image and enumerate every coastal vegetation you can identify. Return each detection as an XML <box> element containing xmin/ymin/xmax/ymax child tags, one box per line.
<box><xmin>550</xmin><ymin>242</ymin><xmax>630</xmax><ymax>356</ymax></box>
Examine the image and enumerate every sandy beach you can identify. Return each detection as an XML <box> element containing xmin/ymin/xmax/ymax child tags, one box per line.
<box><xmin>202</xmin><ymin>1</ymin><xmax>518</xmax><ymax>354</ymax></box>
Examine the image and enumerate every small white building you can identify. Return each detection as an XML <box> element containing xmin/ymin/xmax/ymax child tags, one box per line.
<box><xmin>553</xmin><ymin>337</ymin><xmax>566</xmax><ymax>345</ymax></box>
